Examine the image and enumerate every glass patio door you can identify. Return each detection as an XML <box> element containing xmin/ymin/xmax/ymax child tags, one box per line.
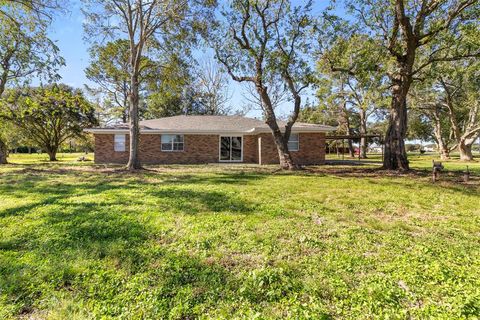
<box><xmin>220</xmin><ymin>136</ymin><xmax>242</xmax><ymax>162</ymax></box>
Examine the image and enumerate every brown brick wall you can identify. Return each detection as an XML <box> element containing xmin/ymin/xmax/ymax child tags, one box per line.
<box><xmin>291</xmin><ymin>133</ymin><xmax>326</xmax><ymax>165</ymax></box>
<box><xmin>93</xmin><ymin>132</ymin><xmax>325</xmax><ymax>165</ymax></box>
<box><xmin>95</xmin><ymin>134</ymin><xmax>218</xmax><ymax>164</ymax></box>
<box><xmin>243</xmin><ymin>135</ymin><xmax>258</xmax><ymax>163</ymax></box>
<box><xmin>258</xmin><ymin>133</ymin><xmax>279</xmax><ymax>165</ymax></box>
<box><xmin>258</xmin><ymin>132</ymin><xmax>326</xmax><ymax>165</ymax></box>
<box><xmin>94</xmin><ymin>134</ymin><xmax>129</xmax><ymax>164</ymax></box>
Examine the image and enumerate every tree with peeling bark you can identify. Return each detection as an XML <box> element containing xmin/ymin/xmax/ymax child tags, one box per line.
<box><xmin>409</xmin><ymin>98</ymin><xmax>456</xmax><ymax>160</ymax></box>
<box><xmin>341</xmin><ymin>0</ymin><xmax>480</xmax><ymax>170</ymax></box>
<box><xmin>82</xmin><ymin>0</ymin><xmax>213</xmax><ymax>170</ymax></box>
<box><xmin>211</xmin><ymin>0</ymin><xmax>314</xmax><ymax>170</ymax></box>
<box><xmin>412</xmin><ymin>58</ymin><xmax>480</xmax><ymax>160</ymax></box>
<box><xmin>0</xmin><ymin>0</ymin><xmax>64</xmax><ymax>164</ymax></box>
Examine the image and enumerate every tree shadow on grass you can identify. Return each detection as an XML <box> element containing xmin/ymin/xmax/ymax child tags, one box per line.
<box><xmin>3</xmin><ymin>166</ymin><xmax>270</xmax><ymax>186</ymax></box>
<box><xmin>157</xmin><ymin>172</ymin><xmax>268</xmax><ymax>186</ymax></box>
<box><xmin>304</xmin><ymin>166</ymin><xmax>479</xmax><ymax>196</ymax></box>
<box><xmin>146</xmin><ymin>188</ymin><xmax>256</xmax><ymax>214</ymax></box>
<box><xmin>0</xmin><ymin>215</ymin><xmax>236</xmax><ymax>318</ymax></box>
<box><xmin>0</xmin><ymin>169</ymin><xmax>265</xmax><ymax>317</ymax></box>
<box><xmin>0</xmin><ymin>201</ymin><xmax>151</xmax><ymax>315</ymax></box>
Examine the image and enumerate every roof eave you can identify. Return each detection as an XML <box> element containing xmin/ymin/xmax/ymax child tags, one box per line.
<box><xmin>252</xmin><ymin>126</ymin><xmax>337</xmax><ymax>133</ymax></box>
<box><xmin>84</xmin><ymin>126</ymin><xmax>338</xmax><ymax>134</ymax></box>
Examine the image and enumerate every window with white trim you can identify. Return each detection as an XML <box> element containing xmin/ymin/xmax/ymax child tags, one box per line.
<box><xmin>287</xmin><ymin>133</ymin><xmax>299</xmax><ymax>151</ymax></box>
<box><xmin>114</xmin><ymin>134</ymin><xmax>126</xmax><ymax>152</ymax></box>
<box><xmin>161</xmin><ymin>134</ymin><xmax>184</xmax><ymax>151</ymax></box>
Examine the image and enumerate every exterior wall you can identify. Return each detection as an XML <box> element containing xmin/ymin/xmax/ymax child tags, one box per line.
<box><xmin>94</xmin><ymin>134</ymin><xmax>129</xmax><ymax>164</ymax></box>
<box><xmin>93</xmin><ymin>132</ymin><xmax>325</xmax><ymax>165</ymax></box>
<box><xmin>258</xmin><ymin>132</ymin><xmax>326</xmax><ymax>165</ymax></box>
<box><xmin>94</xmin><ymin>134</ymin><xmax>218</xmax><ymax>164</ymax></box>
<box><xmin>243</xmin><ymin>135</ymin><xmax>258</xmax><ymax>163</ymax></box>
<box><xmin>258</xmin><ymin>133</ymin><xmax>280</xmax><ymax>165</ymax></box>
<box><xmin>291</xmin><ymin>133</ymin><xmax>326</xmax><ymax>165</ymax></box>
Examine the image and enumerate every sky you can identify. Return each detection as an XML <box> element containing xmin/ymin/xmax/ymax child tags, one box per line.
<box><xmin>48</xmin><ymin>0</ymin><xmax>333</xmax><ymax>119</ymax></box>
<box><xmin>44</xmin><ymin>1</ymin><xmax>479</xmax><ymax>146</ymax></box>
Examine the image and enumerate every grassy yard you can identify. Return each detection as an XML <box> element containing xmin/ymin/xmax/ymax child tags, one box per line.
<box><xmin>0</xmin><ymin>154</ymin><xmax>479</xmax><ymax>319</ymax></box>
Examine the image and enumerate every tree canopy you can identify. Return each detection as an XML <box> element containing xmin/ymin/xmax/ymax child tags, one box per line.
<box><xmin>0</xmin><ymin>0</ymin><xmax>65</xmax><ymax>163</ymax></box>
<box><xmin>331</xmin><ymin>0</ymin><xmax>480</xmax><ymax>169</ymax></box>
<box><xmin>0</xmin><ymin>84</ymin><xmax>98</xmax><ymax>161</ymax></box>
<box><xmin>211</xmin><ymin>0</ymin><xmax>315</xmax><ymax>169</ymax></box>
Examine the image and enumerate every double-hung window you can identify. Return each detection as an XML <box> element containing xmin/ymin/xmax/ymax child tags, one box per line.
<box><xmin>161</xmin><ymin>134</ymin><xmax>184</xmax><ymax>151</ymax></box>
<box><xmin>114</xmin><ymin>134</ymin><xmax>126</xmax><ymax>152</ymax></box>
<box><xmin>287</xmin><ymin>133</ymin><xmax>299</xmax><ymax>151</ymax></box>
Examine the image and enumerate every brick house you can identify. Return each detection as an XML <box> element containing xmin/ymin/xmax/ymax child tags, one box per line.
<box><xmin>85</xmin><ymin>115</ymin><xmax>335</xmax><ymax>165</ymax></box>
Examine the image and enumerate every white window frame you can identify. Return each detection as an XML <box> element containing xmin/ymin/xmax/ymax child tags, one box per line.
<box><xmin>114</xmin><ymin>134</ymin><xmax>126</xmax><ymax>152</ymax></box>
<box><xmin>219</xmin><ymin>135</ymin><xmax>244</xmax><ymax>162</ymax></box>
<box><xmin>288</xmin><ymin>133</ymin><xmax>299</xmax><ymax>151</ymax></box>
<box><xmin>161</xmin><ymin>134</ymin><xmax>184</xmax><ymax>152</ymax></box>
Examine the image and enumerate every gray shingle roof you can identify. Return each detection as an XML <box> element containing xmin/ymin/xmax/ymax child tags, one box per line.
<box><xmin>86</xmin><ymin>115</ymin><xmax>336</xmax><ymax>133</ymax></box>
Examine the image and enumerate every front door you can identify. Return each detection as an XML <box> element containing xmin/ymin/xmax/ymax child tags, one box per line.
<box><xmin>220</xmin><ymin>136</ymin><xmax>243</xmax><ymax>162</ymax></box>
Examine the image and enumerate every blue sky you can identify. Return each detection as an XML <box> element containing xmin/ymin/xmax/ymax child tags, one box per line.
<box><xmin>49</xmin><ymin>0</ymin><xmax>333</xmax><ymax>117</ymax></box>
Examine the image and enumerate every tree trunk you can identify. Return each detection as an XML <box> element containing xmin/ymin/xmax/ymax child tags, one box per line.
<box><xmin>122</xmin><ymin>93</ymin><xmax>129</xmax><ymax>124</ymax></box>
<box><xmin>0</xmin><ymin>139</ymin><xmax>7</xmax><ymax>164</ymax></box>
<box><xmin>46</xmin><ymin>148</ymin><xmax>58</xmax><ymax>161</ymax></box>
<box><xmin>359</xmin><ymin>109</ymin><xmax>367</xmax><ymax>159</ymax></box>
<box><xmin>126</xmin><ymin>74</ymin><xmax>141</xmax><ymax>170</ymax></box>
<box><xmin>340</xmin><ymin>101</ymin><xmax>354</xmax><ymax>157</ymax></box>
<box><xmin>383</xmin><ymin>75</ymin><xmax>410</xmax><ymax>171</ymax></box>
<box><xmin>347</xmin><ymin>136</ymin><xmax>355</xmax><ymax>158</ymax></box>
<box><xmin>257</xmin><ymin>85</ymin><xmax>297</xmax><ymax>170</ymax></box>
<box><xmin>459</xmin><ymin>140</ymin><xmax>473</xmax><ymax>161</ymax></box>
<box><xmin>439</xmin><ymin>145</ymin><xmax>450</xmax><ymax>160</ymax></box>
<box><xmin>430</xmin><ymin>109</ymin><xmax>450</xmax><ymax>160</ymax></box>
<box><xmin>265</xmin><ymin>118</ymin><xmax>297</xmax><ymax>170</ymax></box>
<box><xmin>271</xmin><ymin>128</ymin><xmax>297</xmax><ymax>170</ymax></box>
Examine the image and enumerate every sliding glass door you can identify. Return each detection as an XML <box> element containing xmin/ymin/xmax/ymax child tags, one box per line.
<box><xmin>220</xmin><ymin>136</ymin><xmax>243</xmax><ymax>162</ymax></box>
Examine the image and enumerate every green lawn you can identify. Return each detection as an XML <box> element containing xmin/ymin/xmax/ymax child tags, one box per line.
<box><xmin>0</xmin><ymin>154</ymin><xmax>479</xmax><ymax>319</ymax></box>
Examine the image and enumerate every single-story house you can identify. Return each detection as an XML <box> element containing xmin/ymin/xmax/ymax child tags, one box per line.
<box><xmin>85</xmin><ymin>115</ymin><xmax>336</xmax><ymax>165</ymax></box>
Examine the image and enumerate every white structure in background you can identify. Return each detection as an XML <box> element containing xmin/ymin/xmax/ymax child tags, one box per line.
<box><xmin>369</xmin><ymin>143</ymin><xmax>383</xmax><ymax>153</ymax></box>
<box><xmin>423</xmin><ymin>145</ymin><xmax>436</xmax><ymax>152</ymax></box>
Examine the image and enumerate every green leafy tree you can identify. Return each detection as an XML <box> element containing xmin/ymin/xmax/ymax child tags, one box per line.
<box><xmin>309</xmin><ymin>77</ymin><xmax>358</xmax><ymax>157</ymax></box>
<box><xmin>145</xmin><ymin>57</ymin><xmax>232</xmax><ymax>117</ymax></box>
<box><xmin>317</xmin><ymin>33</ymin><xmax>389</xmax><ymax>158</ymax></box>
<box><xmin>143</xmin><ymin>53</ymin><xmax>195</xmax><ymax>118</ymax></box>
<box><xmin>1</xmin><ymin>84</ymin><xmax>98</xmax><ymax>161</ymax></box>
<box><xmin>335</xmin><ymin>0</ymin><xmax>480</xmax><ymax>170</ymax></box>
<box><xmin>0</xmin><ymin>0</ymin><xmax>64</xmax><ymax>163</ymax></box>
<box><xmin>85</xmin><ymin>40</ymin><xmax>132</xmax><ymax>124</ymax></box>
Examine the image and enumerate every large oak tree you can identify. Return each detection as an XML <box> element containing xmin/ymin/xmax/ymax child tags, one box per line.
<box><xmin>211</xmin><ymin>0</ymin><xmax>314</xmax><ymax>170</ymax></box>
<box><xmin>340</xmin><ymin>0</ymin><xmax>480</xmax><ymax>170</ymax></box>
